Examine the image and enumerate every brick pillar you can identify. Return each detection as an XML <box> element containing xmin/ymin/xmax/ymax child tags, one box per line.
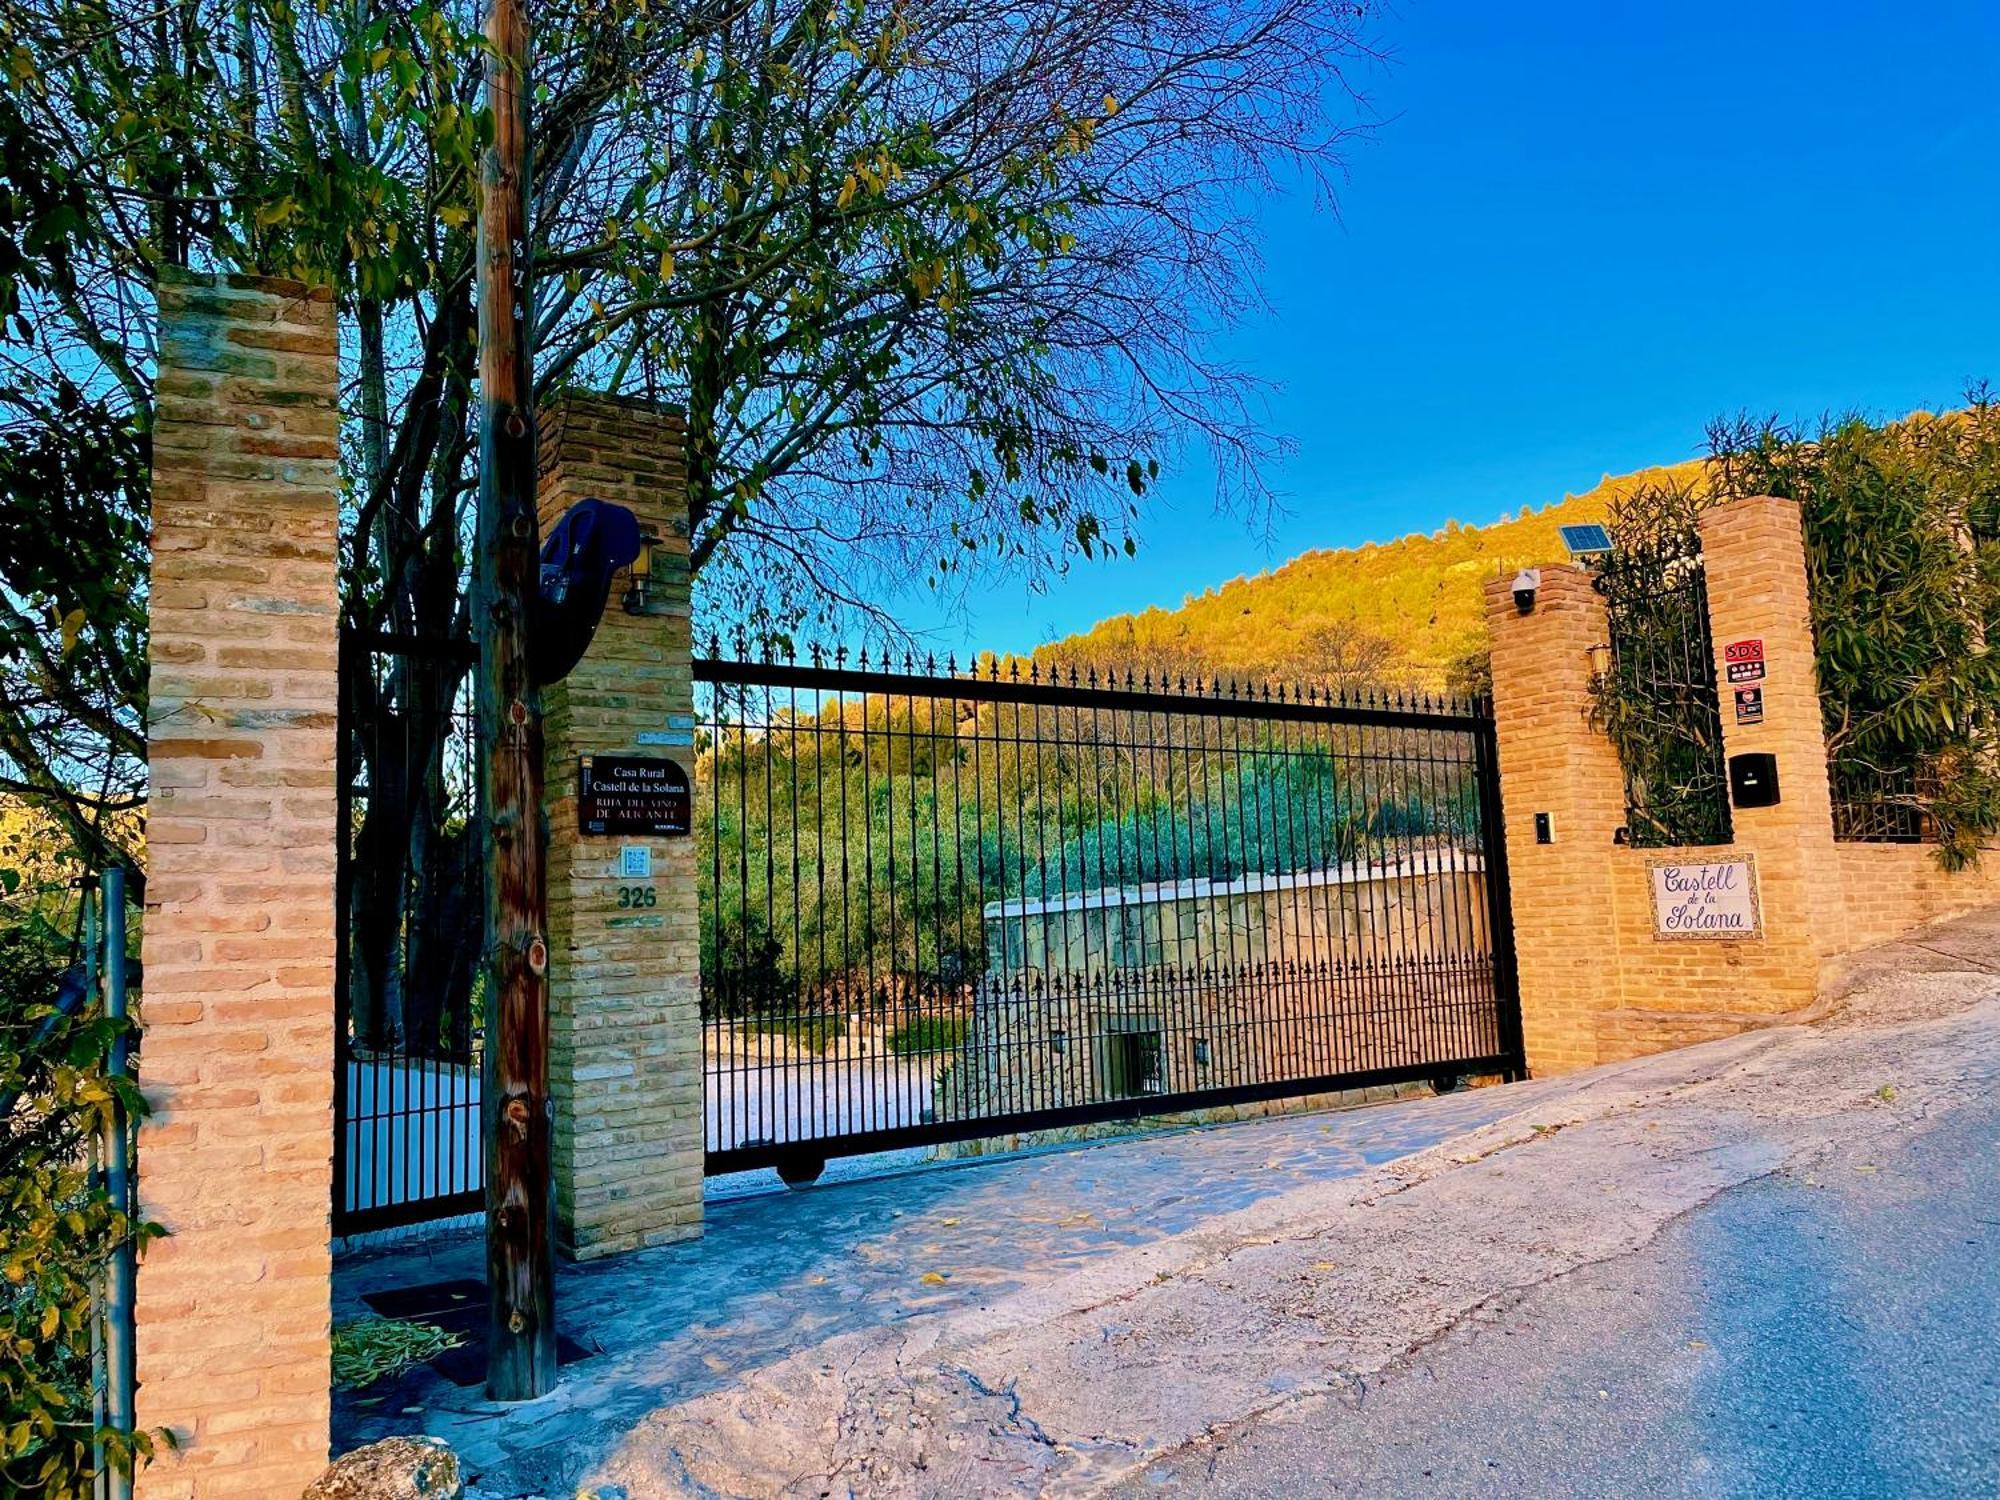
<box><xmin>1696</xmin><ymin>496</ymin><xmax>1842</xmax><ymax>988</ymax></box>
<box><xmin>137</xmin><ymin>272</ymin><xmax>340</xmax><ymax>1496</ymax></box>
<box><xmin>537</xmin><ymin>393</ymin><xmax>703</xmax><ymax>1259</ymax></box>
<box><xmin>1484</xmin><ymin>566</ymin><xmax>1626</xmax><ymax>1074</ymax></box>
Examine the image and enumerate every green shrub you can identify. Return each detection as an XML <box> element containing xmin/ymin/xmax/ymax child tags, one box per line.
<box><xmin>1711</xmin><ymin>402</ymin><xmax>2000</xmax><ymax>867</ymax></box>
<box><xmin>887</xmin><ymin>1016</ymin><xmax>968</xmax><ymax>1057</ymax></box>
<box><xmin>747</xmin><ymin>1013</ymin><xmax>844</xmax><ymax>1055</ymax></box>
<box><xmin>1</xmin><ymin>865</ymin><xmax>156</xmax><ymax>1498</ymax></box>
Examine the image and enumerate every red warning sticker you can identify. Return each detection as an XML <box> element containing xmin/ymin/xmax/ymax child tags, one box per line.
<box><xmin>1725</xmin><ymin>639</ymin><xmax>1765</xmax><ymax>684</ymax></box>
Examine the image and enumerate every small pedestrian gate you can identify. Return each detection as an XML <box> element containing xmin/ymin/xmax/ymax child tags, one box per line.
<box><xmin>698</xmin><ymin>648</ymin><xmax>1523</xmax><ymax>1181</ymax></box>
<box><xmin>333</xmin><ymin>629</ymin><xmax>484</xmax><ymax>1234</ymax></box>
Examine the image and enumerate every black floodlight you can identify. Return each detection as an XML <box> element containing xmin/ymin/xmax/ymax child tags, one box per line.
<box><xmin>1559</xmin><ymin>522</ymin><xmax>1614</xmax><ymax>561</ymax></box>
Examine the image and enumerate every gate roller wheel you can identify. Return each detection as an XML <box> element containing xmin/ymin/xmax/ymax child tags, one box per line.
<box><xmin>777</xmin><ymin>1154</ymin><xmax>826</xmax><ymax>1188</ymax></box>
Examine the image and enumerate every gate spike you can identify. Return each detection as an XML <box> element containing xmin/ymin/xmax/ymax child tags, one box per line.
<box><xmin>1030</xmin><ymin>660</ymin><xmax>1041</xmax><ymax>683</ymax></box>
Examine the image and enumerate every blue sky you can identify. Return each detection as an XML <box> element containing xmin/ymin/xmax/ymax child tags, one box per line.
<box><xmin>892</xmin><ymin>0</ymin><xmax>2000</xmax><ymax>657</ymax></box>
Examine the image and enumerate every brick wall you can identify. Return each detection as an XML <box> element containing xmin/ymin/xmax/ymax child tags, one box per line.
<box><xmin>1832</xmin><ymin>844</ymin><xmax>2000</xmax><ymax>957</ymax></box>
<box><xmin>536</xmin><ymin>393</ymin><xmax>704</xmax><ymax>1258</ymax></box>
<box><xmin>1488</xmin><ymin>494</ymin><xmax>2000</xmax><ymax>1074</ymax></box>
<box><xmin>136</xmin><ymin>271</ymin><xmax>340</xmax><ymax>1496</ymax></box>
<box><xmin>1480</xmin><ymin>566</ymin><xmax>1624</xmax><ymax>1073</ymax></box>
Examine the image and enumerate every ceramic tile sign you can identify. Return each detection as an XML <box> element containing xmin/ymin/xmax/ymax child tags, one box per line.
<box><xmin>579</xmin><ymin>754</ymin><xmax>691</xmax><ymax>836</ymax></box>
<box><xmin>1725</xmin><ymin>638</ymin><xmax>1766</xmax><ymax>684</ymax></box>
<box><xmin>1648</xmin><ymin>853</ymin><xmax>1763</xmax><ymax>940</ymax></box>
<box><xmin>1733</xmin><ymin>684</ymin><xmax>1764</xmax><ymax>725</ymax></box>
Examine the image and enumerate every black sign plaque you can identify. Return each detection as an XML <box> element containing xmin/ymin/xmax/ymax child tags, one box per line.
<box><xmin>578</xmin><ymin>755</ymin><xmax>691</xmax><ymax>836</ymax></box>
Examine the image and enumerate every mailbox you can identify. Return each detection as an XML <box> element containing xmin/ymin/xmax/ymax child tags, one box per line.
<box><xmin>532</xmin><ymin>498</ymin><xmax>643</xmax><ymax>685</ymax></box>
<box><xmin>1729</xmin><ymin>752</ymin><xmax>1780</xmax><ymax>809</ymax></box>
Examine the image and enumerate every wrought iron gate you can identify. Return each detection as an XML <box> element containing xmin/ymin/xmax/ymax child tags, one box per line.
<box><xmin>698</xmin><ymin>647</ymin><xmax>1523</xmax><ymax>1179</ymax></box>
<box><xmin>333</xmin><ymin>630</ymin><xmax>484</xmax><ymax>1234</ymax></box>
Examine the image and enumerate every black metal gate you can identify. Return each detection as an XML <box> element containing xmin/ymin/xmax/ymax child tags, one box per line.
<box><xmin>333</xmin><ymin>629</ymin><xmax>484</xmax><ymax>1234</ymax></box>
<box><xmin>697</xmin><ymin>647</ymin><xmax>1523</xmax><ymax>1179</ymax></box>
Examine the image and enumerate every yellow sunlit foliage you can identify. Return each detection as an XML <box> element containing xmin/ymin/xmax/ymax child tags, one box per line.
<box><xmin>1042</xmin><ymin>459</ymin><xmax>1708</xmax><ymax>691</ymax></box>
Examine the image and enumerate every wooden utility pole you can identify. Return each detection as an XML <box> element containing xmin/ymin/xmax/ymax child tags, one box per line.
<box><xmin>474</xmin><ymin>0</ymin><xmax>556</xmax><ymax>1400</ymax></box>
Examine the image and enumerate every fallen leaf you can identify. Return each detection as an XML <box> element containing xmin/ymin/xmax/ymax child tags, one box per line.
<box><xmin>920</xmin><ymin>1271</ymin><xmax>949</xmax><ymax>1285</ymax></box>
<box><xmin>1312</xmin><ymin>1261</ymin><xmax>1338</xmax><ymax>1272</ymax></box>
<box><xmin>939</xmin><ymin>1217</ymin><xmax>960</xmax><ymax>1227</ymax></box>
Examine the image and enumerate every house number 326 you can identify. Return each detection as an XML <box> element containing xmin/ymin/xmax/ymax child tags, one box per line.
<box><xmin>616</xmin><ymin>885</ymin><xmax>658</xmax><ymax>909</ymax></box>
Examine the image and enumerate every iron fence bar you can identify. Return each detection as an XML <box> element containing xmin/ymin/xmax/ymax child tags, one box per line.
<box><xmin>693</xmin><ymin>656</ymin><xmax>1488</xmax><ymax>733</ymax></box>
<box><xmin>332</xmin><ymin>634</ymin><xmax>353</xmax><ymax>1230</ymax></box>
<box><xmin>703</xmin><ymin>1055</ymin><xmax>1519</xmax><ymax>1176</ymax></box>
<box><xmin>1474</xmin><ymin>715</ymin><xmax>1527</xmax><ymax>1077</ymax></box>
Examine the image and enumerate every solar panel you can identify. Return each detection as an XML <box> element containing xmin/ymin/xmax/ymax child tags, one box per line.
<box><xmin>1559</xmin><ymin>523</ymin><xmax>1614</xmax><ymax>559</ymax></box>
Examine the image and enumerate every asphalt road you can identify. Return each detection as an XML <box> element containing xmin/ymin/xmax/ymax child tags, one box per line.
<box><xmin>1113</xmin><ymin>1099</ymin><xmax>2000</xmax><ymax>1500</ymax></box>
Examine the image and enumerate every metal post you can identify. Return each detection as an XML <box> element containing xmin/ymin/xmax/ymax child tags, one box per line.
<box><xmin>101</xmin><ymin>865</ymin><xmax>135</xmax><ymax>1500</ymax></box>
<box><xmin>1472</xmin><ymin>719</ymin><xmax>1527</xmax><ymax>1080</ymax></box>
<box><xmin>84</xmin><ymin>879</ymin><xmax>107</xmax><ymax>1500</ymax></box>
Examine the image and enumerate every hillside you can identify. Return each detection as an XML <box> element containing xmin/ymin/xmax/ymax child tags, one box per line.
<box><xmin>1041</xmin><ymin>458</ymin><xmax>1707</xmax><ymax>690</ymax></box>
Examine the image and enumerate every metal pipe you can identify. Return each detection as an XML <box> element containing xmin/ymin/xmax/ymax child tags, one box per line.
<box><xmin>101</xmin><ymin>865</ymin><xmax>135</xmax><ymax>1500</ymax></box>
<box><xmin>84</xmin><ymin>880</ymin><xmax>107</xmax><ymax>1500</ymax></box>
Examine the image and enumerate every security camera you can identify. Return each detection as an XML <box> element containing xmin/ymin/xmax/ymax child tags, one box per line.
<box><xmin>1512</xmin><ymin>568</ymin><xmax>1541</xmax><ymax>614</ymax></box>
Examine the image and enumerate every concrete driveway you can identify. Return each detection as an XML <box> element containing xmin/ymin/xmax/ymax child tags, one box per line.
<box><xmin>1113</xmin><ymin>1098</ymin><xmax>2000</xmax><ymax>1499</ymax></box>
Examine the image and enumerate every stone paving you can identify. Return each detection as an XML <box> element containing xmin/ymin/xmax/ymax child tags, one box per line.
<box><xmin>332</xmin><ymin>1083</ymin><xmax>1526</xmax><ymax>1486</ymax></box>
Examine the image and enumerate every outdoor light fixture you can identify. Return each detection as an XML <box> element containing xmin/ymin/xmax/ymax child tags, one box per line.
<box><xmin>1051</xmin><ymin>1029</ymin><xmax>1067</xmax><ymax>1056</ymax></box>
<box><xmin>1194</xmin><ymin>1037</ymin><xmax>1212</xmax><ymax>1067</ymax></box>
<box><xmin>1512</xmin><ymin>568</ymin><xmax>1541</xmax><ymax>614</ymax></box>
<box><xmin>621</xmin><ymin>528</ymin><xmax>667</xmax><ymax>616</ymax></box>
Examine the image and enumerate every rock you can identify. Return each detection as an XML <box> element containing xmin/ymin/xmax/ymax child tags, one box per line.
<box><xmin>304</xmin><ymin>1437</ymin><xmax>464</xmax><ymax>1499</ymax></box>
